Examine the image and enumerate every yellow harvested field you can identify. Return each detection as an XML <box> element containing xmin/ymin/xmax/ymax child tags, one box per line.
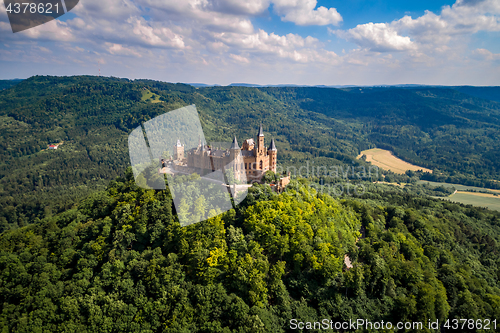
<box><xmin>357</xmin><ymin>148</ymin><xmax>432</xmax><ymax>174</ymax></box>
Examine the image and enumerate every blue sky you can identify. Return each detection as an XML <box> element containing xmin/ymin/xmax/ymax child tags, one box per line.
<box><xmin>0</xmin><ymin>0</ymin><xmax>499</xmax><ymax>85</ymax></box>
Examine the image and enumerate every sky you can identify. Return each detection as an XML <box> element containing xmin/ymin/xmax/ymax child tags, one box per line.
<box><xmin>0</xmin><ymin>0</ymin><xmax>499</xmax><ymax>85</ymax></box>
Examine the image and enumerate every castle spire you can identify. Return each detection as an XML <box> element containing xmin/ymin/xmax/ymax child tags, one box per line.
<box><xmin>230</xmin><ymin>136</ymin><xmax>240</xmax><ymax>150</ymax></box>
<box><xmin>257</xmin><ymin>123</ymin><xmax>264</xmax><ymax>137</ymax></box>
<box><xmin>269</xmin><ymin>138</ymin><xmax>277</xmax><ymax>151</ymax></box>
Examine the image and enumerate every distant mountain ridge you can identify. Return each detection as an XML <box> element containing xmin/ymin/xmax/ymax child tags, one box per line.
<box><xmin>186</xmin><ymin>82</ymin><xmax>500</xmax><ymax>103</ymax></box>
<box><xmin>6</xmin><ymin>78</ymin><xmax>498</xmax><ymax>102</ymax></box>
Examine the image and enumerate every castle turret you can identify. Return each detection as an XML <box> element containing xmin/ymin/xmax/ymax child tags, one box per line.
<box><xmin>230</xmin><ymin>136</ymin><xmax>240</xmax><ymax>151</ymax></box>
<box><xmin>230</xmin><ymin>136</ymin><xmax>243</xmax><ymax>181</ymax></box>
<box><xmin>268</xmin><ymin>138</ymin><xmax>277</xmax><ymax>173</ymax></box>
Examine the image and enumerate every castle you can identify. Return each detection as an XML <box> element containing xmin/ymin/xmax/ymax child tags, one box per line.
<box><xmin>169</xmin><ymin>124</ymin><xmax>277</xmax><ymax>182</ymax></box>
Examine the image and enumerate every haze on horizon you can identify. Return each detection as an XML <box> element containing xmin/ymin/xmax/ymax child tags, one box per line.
<box><xmin>0</xmin><ymin>0</ymin><xmax>499</xmax><ymax>86</ymax></box>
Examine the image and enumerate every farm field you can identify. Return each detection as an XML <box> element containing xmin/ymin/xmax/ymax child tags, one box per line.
<box><xmin>358</xmin><ymin>148</ymin><xmax>432</xmax><ymax>174</ymax></box>
<box><xmin>422</xmin><ymin>180</ymin><xmax>500</xmax><ymax>211</ymax></box>
<box><xmin>438</xmin><ymin>191</ymin><xmax>500</xmax><ymax>212</ymax></box>
<box><xmin>418</xmin><ymin>181</ymin><xmax>500</xmax><ymax>194</ymax></box>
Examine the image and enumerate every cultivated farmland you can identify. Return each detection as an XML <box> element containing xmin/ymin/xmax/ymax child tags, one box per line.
<box><xmin>358</xmin><ymin>148</ymin><xmax>432</xmax><ymax>174</ymax></box>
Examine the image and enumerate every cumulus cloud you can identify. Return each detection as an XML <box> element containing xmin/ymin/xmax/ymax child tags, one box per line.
<box><xmin>72</xmin><ymin>0</ymin><xmax>140</xmax><ymax>19</ymax></box>
<box><xmin>1</xmin><ymin>0</ymin><xmax>342</xmax><ymax>70</ymax></box>
<box><xmin>229</xmin><ymin>53</ymin><xmax>250</xmax><ymax>63</ymax></box>
<box><xmin>472</xmin><ymin>48</ymin><xmax>500</xmax><ymax>61</ymax></box>
<box><xmin>136</xmin><ymin>0</ymin><xmax>255</xmax><ymax>33</ymax></box>
<box><xmin>336</xmin><ymin>0</ymin><xmax>500</xmax><ymax>53</ymax></box>
<box><xmin>129</xmin><ymin>18</ymin><xmax>186</xmax><ymax>48</ymax></box>
<box><xmin>217</xmin><ymin>30</ymin><xmax>318</xmax><ymax>50</ymax></box>
<box><xmin>392</xmin><ymin>2</ymin><xmax>500</xmax><ymax>45</ymax></box>
<box><xmin>272</xmin><ymin>0</ymin><xmax>342</xmax><ymax>26</ymax></box>
<box><xmin>1</xmin><ymin>0</ymin><xmax>499</xmax><ymax>85</ymax></box>
<box><xmin>107</xmin><ymin>43</ymin><xmax>143</xmax><ymax>57</ymax></box>
<box><xmin>454</xmin><ymin>0</ymin><xmax>500</xmax><ymax>13</ymax></box>
<box><xmin>137</xmin><ymin>0</ymin><xmax>341</xmax><ymax>28</ymax></box>
<box><xmin>208</xmin><ymin>0</ymin><xmax>271</xmax><ymax>15</ymax></box>
<box><xmin>212</xmin><ymin>29</ymin><xmax>337</xmax><ymax>63</ymax></box>
<box><xmin>334</xmin><ymin>23</ymin><xmax>415</xmax><ymax>52</ymax></box>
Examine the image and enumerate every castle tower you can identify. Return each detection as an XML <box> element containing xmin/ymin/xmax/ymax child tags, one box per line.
<box><xmin>257</xmin><ymin>124</ymin><xmax>265</xmax><ymax>156</ymax></box>
<box><xmin>174</xmin><ymin>139</ymin><xmax>184</xmax><ymax>161</ymax></box>
<box><xmin>268</xmin><ymin>138</ymin><xmax>277</xmax><ymax>173</ymax></box>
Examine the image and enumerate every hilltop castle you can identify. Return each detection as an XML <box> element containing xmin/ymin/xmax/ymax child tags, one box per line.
<box><xmin>169</xmin><ymin>124</ymin><xmax>277</xmax><ymax>182</ymax></box>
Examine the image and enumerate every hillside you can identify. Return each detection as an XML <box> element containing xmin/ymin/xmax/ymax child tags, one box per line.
<box><xmin>1</xmin><ymin>76</ymin><xmax>500</xmax><ymax>231</ymax></box>
<box><xmin>0</xmin><ymin>79</ymin><xmax>23</xmax><ymax>91</ymax></box>
<box><xmin>1</xmin><ymin>171</ymin><xmax>499</xmax><ymax>332</ymax></box>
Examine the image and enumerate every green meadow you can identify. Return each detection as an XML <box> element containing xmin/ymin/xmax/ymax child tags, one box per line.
<box><xmin>418</xmin><ymin>180</ymin><xmax>500</xmax><ymax>194</ymax></box>
<box><xmin>441</xmin><ymin>192</ymin><xmax>500</xmax><ymax>212</ymax></box>
<box><xmin>422</xmin><ymin>181</ymin><xmax>500</xmax><ymax>211</ymax></box>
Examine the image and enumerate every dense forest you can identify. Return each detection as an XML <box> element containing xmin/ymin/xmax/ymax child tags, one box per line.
<box><xmin>0</xmin><ymin>79</ymin><xmax>23</xmax><ymax>91</ymax></box>
<box><xmin>1</xmin><ymin>170</ymin><xmax>499</xmax><ymax>332</ymax></box>
<box><xmin>1</xmin><ymin>76</ymin><xmax>500</xmax><ymax>231</ymax></box>
<box><xmin>1</xmin><ymin>76</ymin><xmax>500</xmax><ymax>331</ymax></box>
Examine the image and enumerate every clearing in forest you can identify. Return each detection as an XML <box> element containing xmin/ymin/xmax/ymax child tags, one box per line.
<box><xmin>443</xmin><ymin>191</ymin><xmax>500</xmax><ymax>212</ymax></box>
<box><xmin>357</xmin><ymin>148</ymin><xmax>432</xmax><ymax>174</ymax></box>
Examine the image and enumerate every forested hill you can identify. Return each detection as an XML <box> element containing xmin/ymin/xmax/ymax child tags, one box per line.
<box><xmin>0</xmin><ymin>79</ymin><xmax>23</xmax><ymax>91</ymax></box>
<box><xmin>451</xmin><ymin>86</ymin><xmax>500</xmax><ymax>103</ymax></box>
<box><xmin>1</xmin><ymin>75</ymin><xmax>500</xmax><ymax>231</ymax></box>
<box><xmin>0</xmin><ymin>171</ymin><xmax>499</xmax><ymax>332</ymax></box>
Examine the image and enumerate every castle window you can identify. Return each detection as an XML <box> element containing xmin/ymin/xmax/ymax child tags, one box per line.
<box><xmin>245</xmin><ymin>163</ymin><xmax>247</xmax><ymax>169</ymax></box>
<box><xmin>260</xmin><ymin>161</ymin><xmax>263</xmax><ymax>169</ymax></box>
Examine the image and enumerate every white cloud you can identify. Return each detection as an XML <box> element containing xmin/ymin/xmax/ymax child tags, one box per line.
<box><xmin>107</xmin><ymin>43</ymin><xmax>143</xmax><ymax>57</ymax></box>
<box><xmin>137</xmin><ymin>0</ymin><xmax>341</xmax><ymax>27</ymax></box>
<box><xmin>1</xmin><ymin>0</ymin><xmax>499</xmax><ymax>85</ymax></box>
<box><xmin>454</xmin><ymin>0</ymin><xmax>500</xmax><ymax>14</ymax></box>
<box><xmin>208</xmin><ymin>0</ymin><xmax>271</xmax><ymax>15</ymax></box>
<box><xmin>217</xmin><ymin>30</ymin><xmax>318</xmax><ymax>50</ymax></box>
<box><xmin>129</xmin><ymin>18</ymin><xmax>186</xmax><ymax>48</ymax></box>
<box><xmin>229</xmin><ymin>53</ymin><xmax>250</xmax><ymax>63</ymax></box>
<box><xmin>72</xmin><ymin>0</ymin><xmax>140</xmax><ymax>19</ymax></box>
<box><xmin>136</xmin><ymin>0</ymin><xmax>255</xmax><ymax>34</ymax></box>
<box><xmin>212</xmin><ymin>29</ymin><xmax>337</xmax><ymax>63</ymax></box>
<box><xmin>206</xmin><ymin>41</ymin><xmax>230</xmax><ymax>54</ymax></box>
<box><xmin>334</xmin><ymin>23</ymin><xmax>415</xmax><ymax>52</ymax></box>
<box><xmin>472</xmin><ymin>48</ymin><xmax>500</xmax><ymax>61</ymax></box>
<box><xmin>336</xmin><ymin>0</ymin><xmax>500</xmax><ymax>53</ymax></box>
<box><xmin>272</xmin><ymin>0</ymin><xmax>342</xmax><ymax>26</ymax></box>
<box><xmin>392</xmin><ymin>4</ymin><xmax>500</xmax><ymax>45</ymax></box>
